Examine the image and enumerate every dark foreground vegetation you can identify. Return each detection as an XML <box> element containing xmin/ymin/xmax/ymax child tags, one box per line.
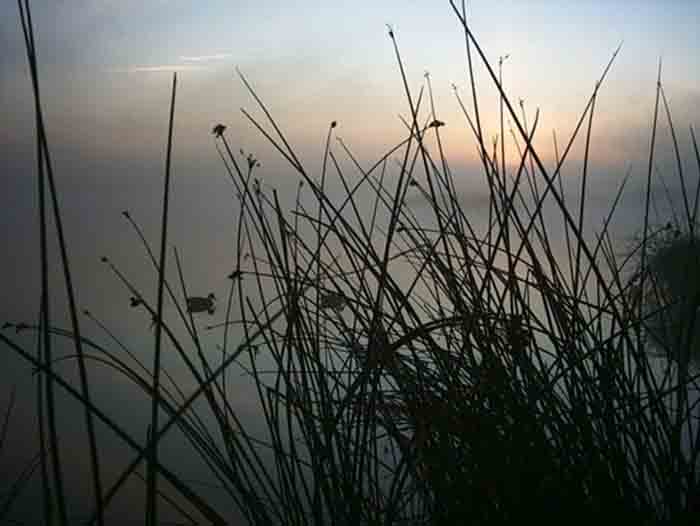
<box><xmin>2</xmin><ymin>1</ymin><xmax>700</xmax><ymax>524</ymax></box>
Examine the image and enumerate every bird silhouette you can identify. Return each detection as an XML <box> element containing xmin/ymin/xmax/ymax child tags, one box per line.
<box><xmin>187</xmin><ymin>293</ymin><xmax>216</xmax><ymax>314</ymax></box>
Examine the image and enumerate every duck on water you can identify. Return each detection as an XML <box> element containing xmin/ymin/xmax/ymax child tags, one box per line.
<box><xmin>187</xmin><ymin>293</ymin><xmax>216</xmax><ymax>315</ymax></box>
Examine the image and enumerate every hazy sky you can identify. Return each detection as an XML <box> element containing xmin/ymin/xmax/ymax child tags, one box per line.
<box><xmin>1</xmin><ymin>1</ymin><xmax>699</xmax><ymax>523</ymax></box>
<box><xmin>2</xmin><ymin>0</ymin><xmax>698</xmax><ymax>170</ymax></box>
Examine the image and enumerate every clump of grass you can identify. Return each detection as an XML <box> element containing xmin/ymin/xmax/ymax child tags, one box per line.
<box><xmin>630</xmin><ymin>226</ymin><xmax>700</xmax><ymax>367</ymax></box>
<box><xmin>3</xmin><ymin>1</ymin><xmax>700</xmax><ymax>525</ymax></box>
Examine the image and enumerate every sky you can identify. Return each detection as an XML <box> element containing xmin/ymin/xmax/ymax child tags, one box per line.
<box><xmin>1</xmin><ymin>0</ymin><xmax>699</xmax><ymax>523</ymax></box>
<box><xmin>2</xmin><ymin>0</ymin><xmax>698</xmax><ymax>169</ymax></box>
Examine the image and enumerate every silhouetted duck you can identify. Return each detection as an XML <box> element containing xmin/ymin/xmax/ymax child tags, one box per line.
<box><xmin>187</xmin><ymin>293</ymin><xmax>216</xmax><ymax>314</ymax></box>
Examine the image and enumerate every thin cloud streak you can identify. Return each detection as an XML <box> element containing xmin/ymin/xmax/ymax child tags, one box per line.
<box><xmin>179</xmin><ymin>53</ymin><xmax>232</xmax><ymax>62</ymax></box>
<box><xmin>110</xmin><ymin>64</ymin><xmax>208</xmax><ymax>73</ymax></box>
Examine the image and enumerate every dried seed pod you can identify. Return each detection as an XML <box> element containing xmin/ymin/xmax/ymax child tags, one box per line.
<box><xmin>212</xmin><ymin>123</ymin><xmax>226</xmax><ymax>137</ymax></box>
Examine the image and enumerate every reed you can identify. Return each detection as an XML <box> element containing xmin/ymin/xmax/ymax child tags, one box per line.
<box><xmin>2</xmin><ymin>1</ymin><xmax>699</xmax><ymax>524</ymax></box>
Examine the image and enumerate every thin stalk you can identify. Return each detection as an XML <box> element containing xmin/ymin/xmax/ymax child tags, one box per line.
<box><xmin>690</xmin><ymin>126</ymin><xmax>700</xmax><ymax>231</ymax></box>
<box><xmin>553</xmin><ymin>128</ymin><xmax>575</xmax><ymax>281</ymax></box>
<box><xmin>640</xmin><ymin>57</ymin><xmax>662</xmax><ymax>498</ymax></box>
<box><xmin>573</xmin><ymin>85</ymin><xmax>598</xmax><ymax>297</ymax></box>
<box><xmin>16</xmin><ymin>2</ymin><xmax>68</xmax><ymax>524</ymax></box>
<box><xmin>36</xmin><ymin>308</ymin><xmax>53</xmax><ymax>526</ymax></box>
<box><xmin>659</xmin><ymin>84</ymin><xmax>691</xmax><ymax>227</ymax></box>
<box><xmin>146</xmin><ymin>72</ymin><xmax>177</xmax><ymax>526</ymax></box>
<box><xmin>0</xmin><ymin>388</ymin><xmax>15</xmax><ymax>462</ymax></box>
<box><xmin>20</xmin><ymin>3</ymin><xmax>104</xmax><ymax>521</ymax></box>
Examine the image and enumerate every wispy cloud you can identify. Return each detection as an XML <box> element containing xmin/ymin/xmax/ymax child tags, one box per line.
<box><xmin>109</xmin><ymin>64</ymin><xmax>207</xmax><ymax>74</ymax></box>
<box><xmin>108</xmin><ymin>53</ymin><xmax>232</xmax><ymax>74</ymax></box>
<box><xmin>179</xmin><ymin>53</ymin><xmax>232</xmax><ymax>62</ymax></box>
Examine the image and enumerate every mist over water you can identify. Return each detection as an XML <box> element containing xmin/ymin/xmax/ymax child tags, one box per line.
<box><xmin>3</xmin><ymin>152</ymin><xmax>695</xmax><ymax>521</ymax></box>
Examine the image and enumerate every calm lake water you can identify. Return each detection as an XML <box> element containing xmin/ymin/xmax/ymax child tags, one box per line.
<box><xmin>1</xmin><ymin>158</ymin><xmax>697</xmax><ymax>522</ymax></box>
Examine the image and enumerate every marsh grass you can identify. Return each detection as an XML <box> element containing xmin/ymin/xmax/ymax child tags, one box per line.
<box><xmin>3</xmin><ymin>0</ymin><xmax>700</xmax><ymax>524</ymax></box>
